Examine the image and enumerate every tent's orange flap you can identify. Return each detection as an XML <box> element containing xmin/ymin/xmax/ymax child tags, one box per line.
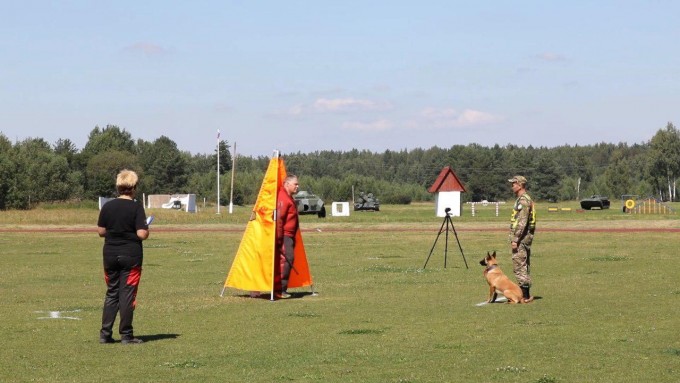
<box><xmin>277</xmin><ymin>158</ymin><xmax>312</xmax><ymax>287</ymax></box>
<box><xmin>288</xmin><ymin>229</ymin><xmax>313</xmax><ymax>288</ymax></box>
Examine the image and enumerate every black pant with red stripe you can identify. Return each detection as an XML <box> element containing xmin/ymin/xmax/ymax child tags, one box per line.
<box><xmin>101</xmin><ymin>254</ymin><xmax>142</xmax><ymax>340</ymax></box>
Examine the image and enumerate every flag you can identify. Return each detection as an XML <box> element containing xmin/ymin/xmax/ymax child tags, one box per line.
<box><xmin>217</xmin><ymin>129</ymin><xmax>221</xmax><ymax>141</ymax></box>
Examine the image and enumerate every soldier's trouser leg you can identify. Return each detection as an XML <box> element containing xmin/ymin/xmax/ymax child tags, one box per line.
<box><xmin>280</xmin><ymin>236</ymin><xmax>295</xmax><ymax>293</ymax></box>
<box><xmin>511</xmin><ymin>243</ymin><xmax>532</xmax><ymax>288</ymax></box>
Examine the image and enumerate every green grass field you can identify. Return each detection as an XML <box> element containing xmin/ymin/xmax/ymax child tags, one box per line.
<box><xmin>1</xmin><ymin>202</ymin><xmax>679</xmax><ymax>382</ymax></box>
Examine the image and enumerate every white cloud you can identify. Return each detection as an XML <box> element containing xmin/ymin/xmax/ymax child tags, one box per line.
<box><xmin>122</xmin><ymin>42</ymin><xmax>169</xmax><ymax>56</ymax></box>
<box><xmin>287</xmin><ymin>104</ymin><xmax>305</xmax><ymax>116</ymax></box>
<box><xmin>213</xmin><ymin>103</ymin><xmax>232</xmax><ymax>113</ymax></box>
<box><xmin>283</xmin><ymin>97</ymin><xmax>392</xmax><ymax>116</ymax></box>
<box><xmin>313</xmin><ymin>98</ymin><xmax>392</xmax><ymax>112</ymax></box>
<box><xmin>421</xmin><ymin>107</ymin><xmax>500</xmax><ymax>129</ymax></box>
<box><xmin>342</xmin><ymin>119</ymin><xmax>393</xmax><ymax>132</ymax></box>
<box><xmin>536</xmin><ymin>52</ymin><xmax>567</xmax><ymax>62</ymax></box>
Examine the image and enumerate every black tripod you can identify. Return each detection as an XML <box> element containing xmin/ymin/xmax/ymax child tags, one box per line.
<box><xmin>423</xmin><ymin>208</ymin><xmax>468</xmax><ymax>269</ymax></box>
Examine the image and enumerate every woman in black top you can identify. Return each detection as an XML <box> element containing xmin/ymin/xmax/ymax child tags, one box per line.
<box><xmin>97</xmin><ymin>169</ymin><xmax>149</xmax><ymax>344</ymax></box>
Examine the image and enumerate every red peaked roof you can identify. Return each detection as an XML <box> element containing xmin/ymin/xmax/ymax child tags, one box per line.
<box><xmin>428</xmin><ymin>166</ymin><xmax>466</xmax><ymax>193</ymax></box>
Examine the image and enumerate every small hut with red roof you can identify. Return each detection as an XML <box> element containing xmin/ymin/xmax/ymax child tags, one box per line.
<box><xmin>428</xmin><ymin>166</ymin><xmax>466</xmax><ymax>217</ymax></box>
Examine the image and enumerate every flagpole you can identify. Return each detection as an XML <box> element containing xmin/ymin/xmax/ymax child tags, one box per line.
<box><xmin>270</xmin><ymin>149</ymin><xmax>279</xmax><ymax>301</ymax></box>
<box><xmin>229</xmin><ymin>141</ymin><xmax>236</xmax><ymax>214</ymax></box>
<box><xmin>216</xmin><ymin>129</ymin><xmax>221</xmax><ymax>215</ymax></box>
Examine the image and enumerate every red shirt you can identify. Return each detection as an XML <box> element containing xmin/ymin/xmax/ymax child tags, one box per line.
<box><xmin>276</xmin><ymin>186</ymin><xmax>299</xmax><ymax>239</ymax></box>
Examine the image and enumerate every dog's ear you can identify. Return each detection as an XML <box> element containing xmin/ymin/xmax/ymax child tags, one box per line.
<box><xmin>491</xmin><ymin>251</ymin><xmax>496</xmax><ymax>258</ymax></box>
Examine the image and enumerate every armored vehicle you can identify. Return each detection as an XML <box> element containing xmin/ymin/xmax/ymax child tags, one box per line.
<box><xmin>354</xmin><ymin>192</ymin><xmax>380</xmax><ymax>211</ymax></box>
<box><xmin>293</xmin><ymin>190</ymin><xmax>326</xmax><ymax>218</ymax></box>
<box><xmin>580</xmin><ymin>195</ymin><xmax>611</xmax><ymax>210</ymax></box>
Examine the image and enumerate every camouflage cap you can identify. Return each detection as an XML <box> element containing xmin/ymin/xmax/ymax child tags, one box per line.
<box><xmin>508</xmin><ymin>175</ymin><xmax>527</xmax><ymax>185</ymax></box>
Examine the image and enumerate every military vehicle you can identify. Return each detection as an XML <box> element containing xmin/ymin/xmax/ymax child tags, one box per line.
<box><xmin>580</xmin><ymin>195</ymin><xmax>611</xmax><ymax>210</ymax></box>
<box><xmin>293</xmin><ymin>190</ymin><xmax>326</xmax><ymax>218</ymax></box>
<box><xmin>354</xmin><ymin>192</ymin><xmax>380</xmax><ymax>211</ymax></box>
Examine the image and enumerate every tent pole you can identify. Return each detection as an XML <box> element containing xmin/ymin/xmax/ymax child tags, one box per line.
<box><xmin>270</xmin><ymin>149</ymin><xmax>280</xmax><ymax>302</ymax></box>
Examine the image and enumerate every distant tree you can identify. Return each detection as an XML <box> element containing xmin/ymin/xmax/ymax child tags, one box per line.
<box><xmin>459</xmin><ymin>145</ymin><xmax>507</xmax><ymax>202</ymax></box>
<box><xmin>188</xmin><ymin>153</ymin><xmax>214</xmax><ymax>174</ymax></box>
<box><xmin>85</xmin><ymin>150</ymin><xmax>140</xmax><ymax>198</ymax></box>
<box><xmin>75</xmin><ymin>125</ymin><xmax>137</xmax><ymax>188</ymax></box>
<box><xmin>571</xmin><ymin>147</ymin><xmax>595</xmax><ymax>196</ymax></box>
<box><xmin>604</xmin><ymin>150</ymin><xmax>634</xmax><ymax>200</ymax></box>
<box><xmin>531</xmin><ymin>153</ymin><xmax>562</xmax><ymax>202</ymax></box>
<box><xmin>1</xmin><ymin>138</ymin><xmax>74</xmax><ymax>207</ymax></box>
<box><xmin>6</xmin><ymin>121</ymin><xmax>680</xmax><ymax>209</ymax></box>
<box><xmin>215</xmin><ymin>140</ymin><xmax>233</xmax><ymax>174</ymax></box>
<box><xmin>0</xmin><ymin>134</ymin><xmax>13</xmax><ymax>209</ymax></box>
<box><xmin>53</xmin><ymin>138</ymin><xmax>78</xmax><ymax>165</ymax></box>
<box><xmin>224</xmin><ymin>169</ymin><xmax>264</xmax><ymax>205</ymax></box>
<box><xmin>558</xmin><ymin>176</ymin><xmax>580</xmax><ymax>201</ymax></box>
<box><xmin>137</xmin><ymin>136</ymin><xmax>188</xmax><ymax>194</ymax></box>
<box><xmin>81</xmin><ymin>125</ymin><xmax>135</xmax><ymax>158</ymax></box>
<box><xmin>405</xmin><ymin>148</ymin><xmax>429</xmax><ymax>186</ymax></box>
<box><xmin>647</xmin><ymin>122</ymin><xmax>680</xmax><ymax>201</ymax></box>
<box><xmin>419</xmin><ymin>147</ymin><xmax>449</xmax><ymax>187</ymax></box>
<box><xmin>186</xmin><ymin>172</ymin><xmax>215</xmax><ymax>204</ymax></box>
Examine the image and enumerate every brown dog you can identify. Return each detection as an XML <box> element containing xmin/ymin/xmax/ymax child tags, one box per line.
<box><xmin>479</xmin><ymin>251</ymin><xmax>523</xmax><ymax>304</ymax></box>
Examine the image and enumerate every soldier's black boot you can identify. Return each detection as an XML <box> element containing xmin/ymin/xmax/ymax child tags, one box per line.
<box><xmin>521</xmin><ymin>286</ymin><xmax>534</xmax><ymax>303</ymax></box>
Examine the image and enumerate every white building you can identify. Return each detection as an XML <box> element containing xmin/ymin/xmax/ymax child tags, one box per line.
<box><xmin>428</xmin><ymin>166</ymin><xmax>466</xmax><ymax>217</ymax></box>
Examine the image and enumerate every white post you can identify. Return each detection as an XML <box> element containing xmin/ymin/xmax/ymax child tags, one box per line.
<box><xmin>270</xmin><ymin>149</ymin><xmax>280</xmax><ymax>301</ymax></box>
<box><xmin>216</xmin><ymin>129</ymin><xmax>221</xmax><ymax>215</ymax></box>
<box><xmin>229</xmin><ymin>141</ymin><xmax>236</xmax><ymax>214</ymax></box>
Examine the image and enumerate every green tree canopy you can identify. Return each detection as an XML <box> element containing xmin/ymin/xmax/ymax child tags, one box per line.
<box><xmin>81</xmin><ymin>125</ymin><xmax>135</xmax><ymax>158</ymax></box>
<box><xmin>648</xmin><ymin>122</ymin><xmax>680</xmax><ymax>201</ymax></box>
<box><xmin>85</xmin><ymin>150</ymin><xmax>141</xmax><ymax>198</ymax></box>
<box><xmin>137</xmin><ymin>136</ymin><xmax>189</xmax><ymax>194</ymax></box>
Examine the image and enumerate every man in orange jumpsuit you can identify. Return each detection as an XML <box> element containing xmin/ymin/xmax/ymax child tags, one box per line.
<box><xmin>275</xmin><ymin>175</ymin><xmax>300</xmax><ymax>299</ymax></box>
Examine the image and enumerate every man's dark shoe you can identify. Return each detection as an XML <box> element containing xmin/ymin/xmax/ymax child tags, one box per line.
<box><xmin>121</xmin><ymin>337</ymin><xmax>144</xmax><ymax>344</ymax></box>
<box><xmin>99</xmin><ymin>337</ymin><xmax>115</xmax><ymax>344</ymax></box>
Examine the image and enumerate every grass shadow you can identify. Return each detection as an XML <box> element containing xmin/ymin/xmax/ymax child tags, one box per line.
<box><xmin>138</xmin><ymin>333</ymin><xmax>181</xmax><ymax>343</ymax></box>
<box><xmin>236</xmin><ymin>291</ymin><xmax>319</xmax><ymax>300</ymax></box>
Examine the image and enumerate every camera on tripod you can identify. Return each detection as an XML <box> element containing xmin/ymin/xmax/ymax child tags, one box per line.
<box><xmin>422</xmin><ymin>207</ymin><xmax>468</xmax><ymax>269</ymax></box>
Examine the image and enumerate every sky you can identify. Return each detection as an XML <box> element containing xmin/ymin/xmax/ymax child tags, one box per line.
<box><xmin>1</xmin><ymin>1</ymin><xmax>679</xmax><ymax>157</ymax></box>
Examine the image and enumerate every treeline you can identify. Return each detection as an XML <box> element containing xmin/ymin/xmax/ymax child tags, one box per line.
<box><xmin>1</xmin><ymin>123</ymin><xmax>678</xmax><ymax>210</ymax></box>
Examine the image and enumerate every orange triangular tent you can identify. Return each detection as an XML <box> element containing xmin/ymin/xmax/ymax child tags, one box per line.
<box><xmin>222</xmin><ymin>151</ymin><xmax>313</xmax><ymax>299</ymax></box>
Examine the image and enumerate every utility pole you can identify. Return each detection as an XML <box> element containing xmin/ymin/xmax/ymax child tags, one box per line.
<box><xmin>229</xmin><ymin>142</ymin><xmax>236</xmax><ymax>214</ymax></box>
<box><xmin>216</xmin><ymin>129</ymin><xmax>221</xmax><ymax>215</ymax></box>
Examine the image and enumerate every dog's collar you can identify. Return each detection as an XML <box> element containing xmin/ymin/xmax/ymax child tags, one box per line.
<box><xmin>485</xmin><ymin>265</ymin><xmax>498</xmax><ymax>272</ymax></box>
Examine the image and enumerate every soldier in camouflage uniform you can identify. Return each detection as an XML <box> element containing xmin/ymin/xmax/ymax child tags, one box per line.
<box><xmin>509</xmin><ymin>175</ymin><xmax>536</xmax><ymax>303</ymax></box>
